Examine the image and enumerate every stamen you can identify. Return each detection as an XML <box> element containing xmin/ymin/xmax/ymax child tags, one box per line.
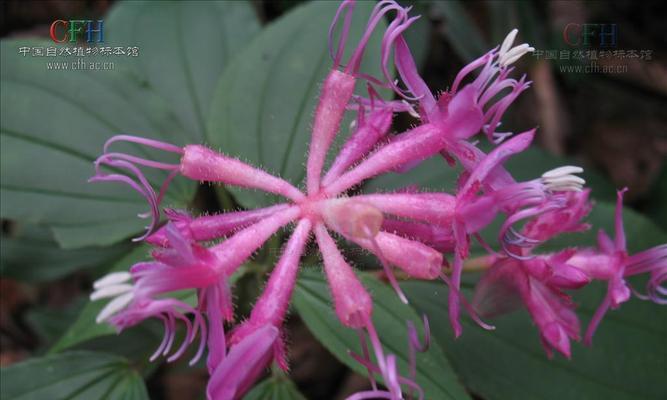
<box><xmin>499</xmin><ymin>29</ymin><xmax>519</xmax><ymax>58</ymax></box>
<box><xmin>90</xmin><ymin>284</ymin><xmax>133</xmax><ymax>301</ymax></box>
<box><xmin>93</xmin><ymin>271</ymin><xmax>132</xmax><ymax>289</ymax></box>
<box><xmin>541</xmin><ymin>166</ymin><xmax>585</xmax><ymax>192</ymax></box>
<box><xmin>96</xmin><ymin>291</ymin><xmax>134</xmax><ymax>323</ymax></box>
<box><xmin>499</xmin><ymin>43</ymin><xmax>535</xmax><ymax>67</ymax></box>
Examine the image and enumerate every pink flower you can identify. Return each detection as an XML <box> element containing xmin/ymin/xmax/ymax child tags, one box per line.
<box><xmin>90</xmin><ymin>2</ymin><xmax>452</xmax><ymax>397</ymax></box>
<box><xmin>563</xmin><ymin>189</ymin><xmax>666</xmax><ymax>344</ymax></box>
<box><xmin>473</xmin><ymin>256</ymin><xmax>581</xmax><ymax>358</ymax></box>
<box><xmin>207</xmin><ymin>325</ymin><xmax>279</xmax><ymax>400</ymax></box>
<box><xmin>87</xmin><ymin>0</ymin><xmax>666</xmax><ymax>396</ymax></box>
<box><xmin>471</xmin><ymin>190</ymin><xmax>595</xmax><ymax>358</ymax></box>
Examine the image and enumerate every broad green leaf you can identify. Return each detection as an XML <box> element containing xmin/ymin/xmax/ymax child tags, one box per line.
<box><xmin>0</xmin><ymin>351</ymin><xmax>148</xmax><ymax>400</ymax></box>
<box><xmin>402</xmin><ymin>202</ymin><xmax>667</xmax><ymax>400</ymax></box>
<box><xmin>243</xmin><ymin>375</ymin><xmax>307</xmax><ymax>400</ymax></box>
<box><xmin>294</xmin><ymin>268</ymin><xmax>470</xmax><ymax>400</ymax></box>
<box><xmin>1</xmin><ymin>2</ymin><xmax>258</xmax><ymax>247</ymax></box>
<box><xmin>0</xmin><ymin>224</ymin><xmax>130</xmax><ymax>282</ymax></box>
<box><xmin>105</xmin><ymin>0</ymin><xmax>260</xmax><ymax>141</ymax></box>
<box><xmin>26</xmin><ymin>297</ymin><xmax>87</xmax><ymax>351</ymax></box>
<box><xmin>207</xmin><ymin>1</ymin><xmax>390</xmax><ymax>208</ymax></box>
<box><xmin>0</xmin><ymin>38</ymin><xmax>194</xmax><ymax>248</ymax></box>
<box><xmin>51</xmin><ymin>246</ymin><xmax>149</xmax><ymax>353</ymax></box>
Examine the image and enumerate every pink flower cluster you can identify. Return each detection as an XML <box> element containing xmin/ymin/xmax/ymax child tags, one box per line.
<box><xmin>89</xmin><ymin>1</ymin><xmax>665</xmax><ymax>398</ymax></box>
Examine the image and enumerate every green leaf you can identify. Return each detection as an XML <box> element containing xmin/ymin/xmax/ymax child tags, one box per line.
<box><xmin>430</xmin><ymin>1</ymin><xmax>488</xmax><ymax>62</ymax></box>
<box><xmin>0</xmin><ymin>351</ymin><xmax>148</xmax><ymax>400</ymax></box>
<box><xmin>402</xmin><ymin>202</ymin><xmax>667</xmax><ymax>400</ymax></box>
<box><xmin>1</xmin><ymin>2</ymin><xmax>258</xmax><ymax>248</ymax></box>
<box><xmin>105</xmin><ymin>0</ymin><xmax>260</xmax><ymax>141</ymax></box>
<box><xmin>0</xmin><ymin>38</ymin><xmax>194</xmax><ymax>248</ymax></box>
<box><xmin>0</xmin><ymin>224</ymin><xmax>130</xmax><ymax>282</ymax></box>
<box><xmin>207</xmin><ymin>1</ymin><xmax>390</xmax><ymax>208</ymax></box>
<box><xmin>51</xmin><ymin>246</ymin><xmax>149</xmax><ymax>353</ymax></box>
<box><xmin>26</xmin><ymin>297</ymin><xmax>87</xmax><ymax>351</ymax></box>
<box><xmin>293</xmin><ymin>268</ymin><xmax>470</xmax><ymax>400</ymax></box>
<box><xmin>243</xmin><ymin>375</ymin><xmax>307</xmax><ymax>400</ymax></box>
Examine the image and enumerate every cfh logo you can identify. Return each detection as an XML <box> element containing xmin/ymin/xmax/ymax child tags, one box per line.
<box><xmin>563</xmin><ymin>23</ymin><xmax>618</xmax><ymax>47</ymax></box>
<box><xmin>49</xmin><ymin>20</ymin><xmax>104</xmax><ymax>43</ymax></box>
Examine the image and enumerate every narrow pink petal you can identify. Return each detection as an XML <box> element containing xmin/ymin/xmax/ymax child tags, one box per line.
<box><xmin>189</xmin><ymin>204</ymin><xmax>290</xmax><ymax>241</ymax></box>
<box><xmin>381</xmin><ymin>218</ymin><xmax>455</xmax><ymax>253</ymax></box>
<box><xmin>210</xmin><ymin>207</ymin><xmax>300</xmax><ymax>276</ymax></box>
<box><xmin>447</xmin><ymin>139</ymin><xmax>517</xmax><ymax>191</ymax></box>
<box><xmin>205</xmin><ymin>285</ymin><xmax>227</xmax><ymax>373</ymax></box>
<box><xmin>180</xmin><ymin>145</ymin><xmax>304</xmax><ymax>201</ymax></box>
<box><xmin>314</xmin><ymin>224</ymin><xmax>373</xmax><ymax>328</ymax></box>
<box><xmin>354</xmin><ymin>193</ymin><xmax>456</xmax><ymax>226</ymax></box>
<box><xmin>322</xmin><ymin>108</ymin><xmax>393</xmax><ymax>186</ymax></box>
<box><xmin>246</xmin><ymin>219</ymin><xmax>312</xmax><ymax>327</ymax></box>
<box><xmin>306</xmin><ymin>70</ymin><xmax>356</xmax><ymax>195</ymax></box>
<box><xmin>324</xmin><ymin>123</ymin><xmax>442</xmax><ymax>196</ymax></box>
<box><xmin>350</xmin><ymin>231</ymin><xmax>443</xmax><ymax>280</ymax></box>
<box><xmin>206</xmin><ymin>325</ymin><xmax>279</xmax><ymax>400</ymax></box>
<box><xmin>459</xmin><ymin>129</ymin><xmax>535</xmax><ymax>199</ymax></box>
<box><xmin>438</xmin><ymin>85</ymin><xmax>484</xmax><ymax>138</ymax></box>
<box><xmin>393</xmin><ymin>36</ymin><xmax>436</xmax><ymax>116</ymax></box>
<box><xmin>584</xmin><ymin>294</ymin><xmax>611</xmax><ymax>346</ymax></box>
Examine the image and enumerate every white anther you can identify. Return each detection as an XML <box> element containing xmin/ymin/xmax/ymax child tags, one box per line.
<box><xmin>93</xmin><ymin>271</ymin><xmax>132</xmax><ymax>289</ymax></box>
<box><xmin>349</xmin><ymin>119</ymin><xmax>357</xmax><ymax>132</ymax></box>
<box><xmin>541</xmin><ymin>166</ymin><xmax>586</xmax><ymax>192</ymax></box>
<box><xmin>96</xmin><ymin>292</ymin><xmax>134</xmax><ymax>323</ymax></box>
<box><xmin>402</xmin><ymin>100</ymin><xmax>421</xmax><ymax>119</ymax></box>
<box><xmin>542</xmin><ymin>166</ymin><xmax>583</xmax><ymax>179</ymax></box>
<box><xmin>90</xmin><ymin>284</ymin><xmax>133</xmax><ymax>301</ymax></box>
<box><xmin>499</xmin><ymin>43</ymin><xmax>535</xmax><ymax>67</ymax></box>
<box><xmin>499</xmin><ymin>29</ymin><xmax>519</xmax><ymax>58</ymax></box>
